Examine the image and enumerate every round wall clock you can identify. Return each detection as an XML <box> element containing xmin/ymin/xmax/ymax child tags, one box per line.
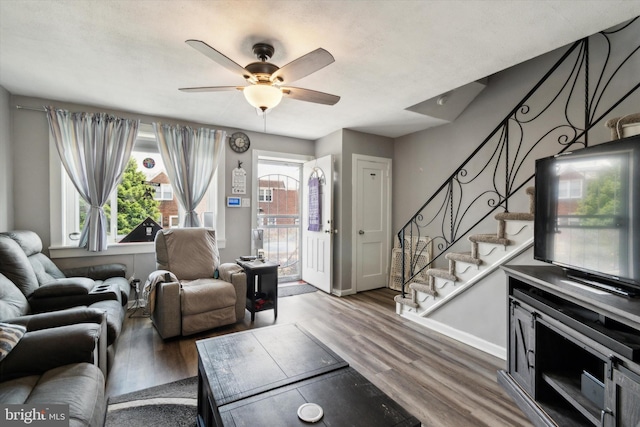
<box><xmin>229</xmin><ymin>132</ymin><xmax>250</xmax><ymax>153</ymax></box>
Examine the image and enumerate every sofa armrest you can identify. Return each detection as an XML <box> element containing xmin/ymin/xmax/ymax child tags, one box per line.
<box><xmin>150</xmin><ymin>281</ymin><xmax>182</xmax><ymax>339</ymax></box>
<box><xmin>4</xmin><ymin>307</ymin><xmax>106</xmax><ymax>332</ymax></box>
<box><xmin>62</xmin><ymin>263</ymin><xmax>127</xmax><ymax>281</ymax></box>
<box><xmin>30</xmin><ymin>277</ymin><xmax>94</xmax><ymax>298</ymax></box>
<box><xmin>218</xmin><ymin>263</ymin><xmax>244</xmax><ymax>282</ymax></box>
<box><xmin>220</xmin><ymin>264</ymin><xmax>247</xmax><ymax>322</ymax></box>
<box><xmin>0</xmin><ymin>322</ymin><xmax>104</xmax><ymax>381</ymax></box>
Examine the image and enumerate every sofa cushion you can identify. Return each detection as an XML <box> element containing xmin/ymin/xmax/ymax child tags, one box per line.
<box><xmin>181</xmin><ymin>279</ymin><xmax>236</xmax><ymax>315</ymax></box>
<box><xmin>0</xmin><ymin>322</ymin><xmax>26</xmax><ymax>362</ymax></box>
<box><xmin>29</xmin><ymin>253</ymin><xmax>66</xmax><ymax>284</ymax></box>
<box><xmin>156</xmin><ymin>228</ymin><xmax>220</xmax><ymax>280</ymax></box>
<box><xmin>27</xmin><ymin>363</ymin><xmax>105</xmax><ymax>427</ymax></box>
<box><xmin>0</xmin><ymin>374</ymin><xmax>39</xmax><ymax>403</ymax></box>
<box><xmin>0</xmin><ymin>236</ymin><xmax>40</xmax><ymax>297</ymax></box>
<box><xmin>89</xmin><ymin>300</ymin><xmax>123</xmax><ymax>345</ymax></box>
<box><xmin>1</xmin><ymin>231</ymin><xmax>66</xmax><ymax>284</ymax></box>
<box><xmin>0</xmin><ymin>273</ymin><xmax>30</xmax><ymax>320</ymax></box>
<box><xmin>0</xmin><ymin>230</ymin><xmax>43</xmax><ymax>257</ymax></box>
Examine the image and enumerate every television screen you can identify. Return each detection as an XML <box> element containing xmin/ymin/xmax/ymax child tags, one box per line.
<box><xmin>534</xmin><ymin>135</ymin><xmax>640</xmax><ymax>294</ymax></box>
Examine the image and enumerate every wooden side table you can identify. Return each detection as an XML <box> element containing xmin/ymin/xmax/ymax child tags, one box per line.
<box><xmin>236</xmin><ymin>259</ymin><xmax>279</xmax><ymax>321</ymax></box>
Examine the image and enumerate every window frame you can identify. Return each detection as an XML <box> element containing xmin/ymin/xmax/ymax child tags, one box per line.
<box><xmin>259</xmin><ymin>187</ymin><xmax>274</xmax><ymax>202</ymax></box>
<box><xmin>154</xmin><ymin>183</ymin><xmax>174</xmax><ymax>201</ymax></box>
<box><xmin>49</xmin><ymin>122</ymin><xmax>226</xmax><ymax>256</ymax></box>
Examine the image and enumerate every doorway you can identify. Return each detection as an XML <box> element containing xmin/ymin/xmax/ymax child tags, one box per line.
<box><xmin>352</xmin><ymin>154</ymin><xmax>392</xmax><ymax>292</ymax></box>
<box><xmin>254</xmin><ymin>152</ymin><xmax>310</xmax><ymax>283</ymax></box>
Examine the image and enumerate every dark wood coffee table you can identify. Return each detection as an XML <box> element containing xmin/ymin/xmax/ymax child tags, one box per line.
<box><xmin>196</xmin><ymin>323</ymin><xmax>420</xmax><ymax>427</ymax></box>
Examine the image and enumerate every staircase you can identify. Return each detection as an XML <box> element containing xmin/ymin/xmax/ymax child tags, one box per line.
<box><xmin>393</xmin><ymin>17</ymin><xmax>639</xmax><ymax>352</ymax></box>
<box><xmin>395</xmin><ymin>187</ymin><xmax>534</xmax><ymax>314</ymax></box>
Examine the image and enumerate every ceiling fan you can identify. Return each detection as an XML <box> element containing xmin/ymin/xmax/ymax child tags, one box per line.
<box><xmin>180</xmin><ymin>40</ymin><xmax>340</xmax><ymax>112</ymax></box>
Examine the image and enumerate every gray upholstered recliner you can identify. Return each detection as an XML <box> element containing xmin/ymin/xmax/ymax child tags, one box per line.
<box><xmin>147</xmin><ymin>228</ymin><xmax>246</xmax><ymax>339</ymax></box>
<box><xmin>0</xmin><ymin>230</ymin><xmax>128</xmax><ymax>368</ymax></box>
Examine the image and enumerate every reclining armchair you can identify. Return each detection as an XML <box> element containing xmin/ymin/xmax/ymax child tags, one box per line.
<box><xmin>147</xmin><ymin>228</ymin><xmax>246</xmax><ymax>339</ymax></box>
<box><xmin>0</xmin><ymin>230</ymin><xmax>129</xmax><ymax>369</ymax></box>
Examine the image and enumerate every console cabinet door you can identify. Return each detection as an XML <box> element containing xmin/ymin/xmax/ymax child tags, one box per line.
<box><xmin>509</xmin><ymin>300</ymin><xmax>536</xmax><ymax>395</ymax></box>
<box><xmin>606</xmin><ymin>364</ymin><xmax>640</xmax><ymax>427</ymax></box>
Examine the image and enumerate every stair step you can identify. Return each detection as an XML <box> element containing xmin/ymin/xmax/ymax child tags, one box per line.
<box><xmin>526</xmin><ymin>186</ymin><xmax>535</xmax><ymax>196</ymax></box>
<box><xmin>409</xmin><ymin>282</ymin><xmax>438</xmax><ymax>296</ymax></box>
<box><xmin>494</xmin><ymin>211</ymin><xmax>534</xmax><ymax>221</ymax></box>
<box><xmin>468</xmin><ymin>233</ymin><xmax>511</xmax><ymax>246</ymax></box>
<box><xmin>446</xmin><ymin>251</ymin><xmax>482</xmax><ymax>266</ymax></box>
<box><xmin>426</xmin><ymin>268</ymin><xmax>457</xmax><ymax>282</ymax></box>
<box><xmin>394</xmin><ymin>295</ymin><xmax>419</xmax><ymax>308</ymax></box>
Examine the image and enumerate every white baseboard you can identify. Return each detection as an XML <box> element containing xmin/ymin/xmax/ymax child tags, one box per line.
<box><xmin>401</xmin><ymin>313</ymin><xmax>507</xmax><ymax>360</ymax></box>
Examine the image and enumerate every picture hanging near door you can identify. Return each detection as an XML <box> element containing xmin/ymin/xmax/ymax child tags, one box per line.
<box><xmin>307</xmin><ymin>167</ymin><xmax>325</xmax><ymax>231</ymax></box>
<box><xmin>232</xmin><ymin>161</ymin><xmax>247</xmax><ymax>194</ymax></box>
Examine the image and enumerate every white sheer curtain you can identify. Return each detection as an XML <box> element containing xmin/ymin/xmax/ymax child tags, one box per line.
<box><xmin>46</xmin><ymin>106</ymin><xmax>139</xmax><ymax>251</ymax></box>
<box><xmin>153</xmin><ymin>123</ymin><xmax>225</xmax><ymax>227</ymax></box>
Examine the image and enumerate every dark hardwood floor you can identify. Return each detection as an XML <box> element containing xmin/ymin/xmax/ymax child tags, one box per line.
<box><xmin>106</xmin><ymin>287</ymin><xmax>532</xmax><ymax>427</ymax></box>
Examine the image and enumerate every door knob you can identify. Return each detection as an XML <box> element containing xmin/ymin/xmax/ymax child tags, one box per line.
<box><xmin>359</xmin><ymin>230</ymin><xmax>365</xmax><ymax>235</ymax></box>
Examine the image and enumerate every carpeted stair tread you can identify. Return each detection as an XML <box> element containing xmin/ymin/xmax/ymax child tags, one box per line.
<box><xmin>426</xmin><ymin>268</ymin><xmax>457</xmax><ymax>282</ymax></box>
<box><xmin>445</xmin><ymin>251</ymin><xmax>482</xmax><ymax>266</ymax></box>
<box><xmin>394</xmin><ymin>295</ymin><xmax>419</xmax><ymax>308</ymax></box>
<box><xmin>409</xmin><ymin>282</ymin><xmax>438</xmax><ymax>296</ymax></box>
<box><xmin>468</xmin><ymin>233</ymin><xmax>511</xmax><ymax>245</ymax></box>
<box><xmin>494</xmin><ymin>211</ymin><xmax>534</xmax><ymax>221</ymax></box>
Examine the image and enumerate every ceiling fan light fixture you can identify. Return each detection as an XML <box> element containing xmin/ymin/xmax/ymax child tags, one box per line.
<box><xmin>243</xmin><ymin>84</ymin><xmax>283</xmax><ymax>111</ymax></box>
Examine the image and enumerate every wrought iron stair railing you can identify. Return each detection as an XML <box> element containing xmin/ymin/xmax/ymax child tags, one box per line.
<box><xmin>398</xmin><ymin>17</ymin><xmax>640</xmax><ymax>299</ymax></box>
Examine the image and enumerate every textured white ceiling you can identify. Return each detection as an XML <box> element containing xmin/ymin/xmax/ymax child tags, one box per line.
<box><xmin>1</xmin><ymin>1</ymin><xmax>639</xmax><ymax>140</ymax></box>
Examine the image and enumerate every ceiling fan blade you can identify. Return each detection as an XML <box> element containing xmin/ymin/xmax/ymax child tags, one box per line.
<box><xmin>185</xmin><ymin>40</ymin><xmax>255</xmax><ymax>81</ymax></box>
<box><xmin>179</xmin><ymin>86</ymin><xmax>243</xmax><ymax>92</ymax></box>
<box><xmin>281</xmin><ymin>87</ymin><xmax>340</xmax><ymax>105</ymax></box>
<box><xmin>270</xmin><ymin>48</ymin><xmax>335</xmax><ymax>84</ymax></box>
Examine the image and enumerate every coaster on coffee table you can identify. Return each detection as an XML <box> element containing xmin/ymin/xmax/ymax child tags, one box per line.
<box><xmin>297</xmin><ymin>403</ymin><xmax>323</xmax><ymax>423</ymax></box>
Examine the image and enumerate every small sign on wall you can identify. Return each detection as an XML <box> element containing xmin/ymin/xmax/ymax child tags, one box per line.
<box><xmin>232</xmin><ymin>165</ymin><xmax>246</xmax><ymax>194</ymax></box>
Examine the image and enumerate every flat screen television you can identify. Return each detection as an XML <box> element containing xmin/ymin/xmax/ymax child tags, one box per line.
<box><xmin>534</xmin><ymin>135</ymin><xmax>640</xmax><ymax>296</ymax></box>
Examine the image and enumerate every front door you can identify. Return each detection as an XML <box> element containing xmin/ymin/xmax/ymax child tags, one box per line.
<box><xmin>301</xmin><ymin>155</ymin><xmax>334</xmax><ymax>293</ymax></box>
<box><xmin>353</xmin><ymin>155</ymin><xmax>391</xmax><ymax>292</ymax></box>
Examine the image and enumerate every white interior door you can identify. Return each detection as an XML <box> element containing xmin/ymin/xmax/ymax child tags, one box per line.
<box><xmin>353</xmin><ymin>155</ymin><xmax>391</xmax><ymax>292</ymax></box>
<box><xmin>302</xmin><ymin>155</ymin><xmax>334</xmax><ymax>293</ymax></box>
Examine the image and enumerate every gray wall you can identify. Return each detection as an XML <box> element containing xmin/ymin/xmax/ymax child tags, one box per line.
<box><xmin>393</xmin><ymin>32</ymin><xmax>640</xmax><ymax>349</ymax></box>
<box><xmin>0</xmin><ymin>86</ymin><xmax>11</xmax><ymax>231</ymax></box>
<box><xmin>6</xmin><ymin>94</ymin><xmax>313</xmax><ymax>281</ymax></box>
<box><xmin>314</xmin><ymin>129</ymin><xmax>394</xmax><ymax>294</ymax></box>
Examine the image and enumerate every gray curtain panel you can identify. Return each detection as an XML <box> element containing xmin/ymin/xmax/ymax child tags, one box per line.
<box><xmin>153</xmin><ymin>123</ymin><xmax>225</xmax><ymax>227</ymax></box>
<box><xmin>46</xmin><ymin>106</ymin><xmax>139</xmax><ymax>251</ymax></box>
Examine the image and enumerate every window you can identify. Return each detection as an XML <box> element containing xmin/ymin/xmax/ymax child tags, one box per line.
<box><xmin>559</xmin><ymin>179</ymin><xmax>583</xmax><ymax>199</ymax></box>
<box><xmin>154</xmin><ymin>184</ymin><xmax>173</xmax><ymax>201</ymax></box>
<box><xmin>51</xmin><ymin>123</ymin><xmax>226</xmax><ymax>249</ymax></box>
<box><xmin>259</xmin><ymin>188</ymin><xmax>273</xmax><ymax>202</ymax></box>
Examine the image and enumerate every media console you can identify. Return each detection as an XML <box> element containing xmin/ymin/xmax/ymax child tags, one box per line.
<box><xmin>498</xmin><ymin>265</ymin><xmax>640</xmax><ymax>427</ymax></box>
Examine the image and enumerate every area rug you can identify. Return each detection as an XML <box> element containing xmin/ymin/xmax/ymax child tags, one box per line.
<box><xmin>106</xmin><ymin>376</ymin><xmax>198</xmax><ymax>427</ymax></box>
<box><xmin>278</xmin><ymin>283</ymin><xmax>318</xmax><ymax>297</ymax></box>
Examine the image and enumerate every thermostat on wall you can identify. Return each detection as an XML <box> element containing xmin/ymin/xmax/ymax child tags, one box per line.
<box><xmin>227</xmin><ymin>197</ymin><xmax>241</xmax><ymax>207</ymax></box>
